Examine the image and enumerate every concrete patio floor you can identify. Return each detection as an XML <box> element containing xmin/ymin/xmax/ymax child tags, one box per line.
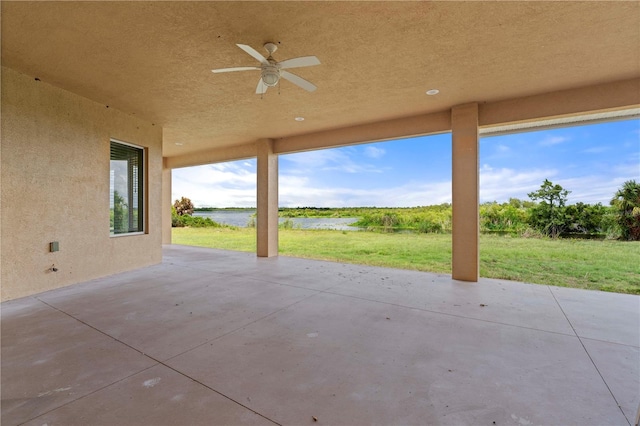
<box><xmin>2</xmin><ymin>244</ymin><xmax>639</xmax><ymax>426</ymax></box>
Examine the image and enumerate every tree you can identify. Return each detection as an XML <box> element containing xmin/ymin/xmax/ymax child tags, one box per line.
<box><xmin>173</xmin><ymin>197</ymin><xmax>194</xmax><ymax>216</ymax></box>
<box><xmin>112</xmin><ymin>191</ymin><xmax>128</xmax><ymax>233</ymax></box>
<box><xmin>527</xmin><ymin>179</ymin><xmax>571</xmax><ymax>237</ymax></box>
<box><xmin>610</xmin><ymin>180</ymin><xmax>640</xmax><ymax>241</ymax></box>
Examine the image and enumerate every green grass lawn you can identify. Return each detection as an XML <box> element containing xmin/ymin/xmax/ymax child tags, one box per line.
<box><xmin>172</xmin><ymin>227</ymin><xmax>640</xmax><ymax>294</ymax></box>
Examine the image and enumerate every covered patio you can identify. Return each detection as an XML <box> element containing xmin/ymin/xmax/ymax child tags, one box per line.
<box><xmin>2</xmin><ymin>2</ymin><xmax>640</xmax><ymax>424</ymax></box>
<box><xmin>2</xmin><ymin>245</ymin><xmax>638</xmax><ymax>425</ymax></box>
<box><xmin>2</xmin><ymin>2</ymin><xmax>640</xmax><ymax>302</ymax></box>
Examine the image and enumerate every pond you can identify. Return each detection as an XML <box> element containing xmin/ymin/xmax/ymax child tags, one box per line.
<box><xmin>193</xmin><ymin>210</ymin><xmax>360</xmax><ymax>231</ymax></box>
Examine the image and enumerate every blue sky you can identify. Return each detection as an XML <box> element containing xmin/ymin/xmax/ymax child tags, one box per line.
<box><xmin>172</xmin><ymin>119</ymin><xmax>639</xmax><ymax>208</ymax></box>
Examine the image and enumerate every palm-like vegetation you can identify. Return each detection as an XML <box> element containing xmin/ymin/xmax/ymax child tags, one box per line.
<box><xmin>610</xmin><ymin>180</ymin><xmax>640</xmax><ymax>241</ymax></box>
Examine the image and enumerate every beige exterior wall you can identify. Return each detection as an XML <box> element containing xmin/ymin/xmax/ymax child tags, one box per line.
<box><xmin>162</xmin><ymin>159</ymin><xmax>172</xmax><ymax>245</ymax></box>
<box><xmin>0</xmin><ymin>67</ymin><xmax>163</xmax><ymax>301</ymax></box>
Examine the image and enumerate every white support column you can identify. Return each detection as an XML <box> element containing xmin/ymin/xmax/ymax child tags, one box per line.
<box><xmin>451</xmin><ymin>103</ymin><xmax>479</xmax><ymax>282</ymax></box>
<box><xmin>162</xmin><ymin>158</ymin><xmax>172</xmax><ymax>245</ymax></box>
<box><xmin>256</xmin><ymin>139</ymin><xmax>278</xmax><ymax>257</ymax></box>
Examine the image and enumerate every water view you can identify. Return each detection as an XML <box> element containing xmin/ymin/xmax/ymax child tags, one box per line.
<box><xmin>193</xmin><ymin>210</ymin><xmax>359</xmax><ymax>231</ymax></box>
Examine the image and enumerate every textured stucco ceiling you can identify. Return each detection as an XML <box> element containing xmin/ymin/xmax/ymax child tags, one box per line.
<box><xmin>2</xmin><ymin>1</ymin><xmax>639</xmax><ymax>157</ymax></box>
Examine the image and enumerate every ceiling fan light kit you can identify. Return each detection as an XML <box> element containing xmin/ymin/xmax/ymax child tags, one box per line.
<box><xmin>212</xmin><ymin>42</ymin><xmax>320</xmax><ymax>95</ymax></box>
<box><xmin>261</xmin><ymin>68</ymin><xmax>280</xmax><ymax>87</ymax></box>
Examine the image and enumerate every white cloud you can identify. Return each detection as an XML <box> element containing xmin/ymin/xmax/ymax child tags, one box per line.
<box><xmin>479</xmin><ymin>165</ymin><xmax>557</xmax><ymax>202</ymax></box>
<box><xmin>279</xmin><ymin>177</ymin><xmax>451</xmax><ymax>207</ymax></box>
<box><xmin>481</xmin><ymin>143</ymin><xmax>513</xmax><ymax>162</ymax></box>
<box><xmin>479</xmin><ymin>161</ymin><xmax>638</xmax><ymax>205</ymax></box>
<box><xmin>364</xmin><ymin>146</ymin><xmax>386</xmax><ymax>159</ymax></box>
<box><xmin>582</xmin><ymin>146</ymin><xmax>610</xmax><ymax>154</ymax></box>
<box><xmin>539</xmin><ymin>136</ymin><xmax>570</xmax><ymax>147</ymax></box>
<box><xmin>477</xmin><ymin>164</ymin><xmax>631</xmax><ymax>204</ymax></box>
<box><xmin>172</xmin><ymin>162</ymin><xmax>256</xmax><ymax>207</ymax></box>
<box><xmin>612</xmin><ymin>161</ymin><xmax>640</xmax><ymax>183</ymax></box>
<box><xmin>280</xmin><ymin>150</ymin><xmax>341</xmax><ymax>170</ymax></box>
<box><xmin>282</xmin><ymin>148</ymin><xmax>384</xmax><ymax>174</ymax></box>
<box><xmin>173</xmin><ymin>155</ymin><xmax>634</xmax><ymax>208</ymax></box>
<box><xmin>557</xmin><ymin>175</ymin><xmax>629</xmax><ymax>205</ymax></box>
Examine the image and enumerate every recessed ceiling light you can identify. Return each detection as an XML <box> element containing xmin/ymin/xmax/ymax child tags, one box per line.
<box><xmin>294</xmin><ymin>117</ymin><xmax>305</xmax><ymax>121</ymax></box>
<box><xmin>426</xmin><ymin>89</ymin><xmax>440</xmax><ymax>96</ymax></box>
<box><xmin>175</xmin><ymin>142</ymin><xmax>184</xmax><ymax>146</ymax></box>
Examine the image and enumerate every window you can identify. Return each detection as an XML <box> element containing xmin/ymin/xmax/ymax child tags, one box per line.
<box><xmin>110</xmin><ymin>140</ymin><xmax>144</xmax><ymax>235</ymax></box>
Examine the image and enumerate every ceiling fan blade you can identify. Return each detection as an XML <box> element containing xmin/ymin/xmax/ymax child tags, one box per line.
<box><xmin>256</xmin><ymin>78</ymin><xmax>268</xmax><ymax>94</ymax></box>
<box><xmin>280</xmin><ymin>70</ymin><xmax>317</xmax><ymax>92</ymax></box>
<box><xmin>237</xmin><ymin>44</ymin><xmax>268</xmax><ymax>65</ymax></box>
<box><xmin>278</xmin><ymin>56</ymin><xmax>320</xmax><ymax>70</ymax></box>
<box><xmin>212</xmin><ymin>66</ymin><xmax>260</xmax><ymax>73</ymax></box>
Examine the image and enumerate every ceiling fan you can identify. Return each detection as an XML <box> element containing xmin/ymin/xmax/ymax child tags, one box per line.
<box><xmin>212</xmin><ymin>43</ymin><xmax>320</xmax><ymax>94</ymax></box>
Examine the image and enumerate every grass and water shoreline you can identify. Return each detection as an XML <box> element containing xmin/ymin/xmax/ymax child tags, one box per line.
<box><xmin>172</xmin><ymin>227</ymin><xmax>640</xmax><ymax>295</ymax></box>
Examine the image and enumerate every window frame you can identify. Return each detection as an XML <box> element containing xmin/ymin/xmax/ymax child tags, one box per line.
<box><xmin>110</xmin><ymin>138</ymin><xmax>146</xmax><ymax>237</ymax></box>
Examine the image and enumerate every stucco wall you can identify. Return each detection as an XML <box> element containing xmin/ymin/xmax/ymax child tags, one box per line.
<box><xmin>1</xmin><ymin>67</ymin><xmax>163</xmax><ymax>301</ymax></box>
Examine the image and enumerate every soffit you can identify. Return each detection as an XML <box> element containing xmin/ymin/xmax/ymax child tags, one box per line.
<box><xmin>2</xmin><ymin>1</ymin><xmax>639</xmax><ymax>157</ymax></box>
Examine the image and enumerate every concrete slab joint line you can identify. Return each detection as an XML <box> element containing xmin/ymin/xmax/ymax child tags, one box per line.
<box><xmin>547</xmin><ymin>286</ymin><xmax>632</xmax><ymax>424</ymax></box>
<box><xmin>1</xmin><ymin>245</ymin><xmax>637</xmax><ymax>425</ymax></box>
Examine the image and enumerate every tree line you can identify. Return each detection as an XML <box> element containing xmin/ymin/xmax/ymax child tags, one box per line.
<box><xmin>172</xmin><ymin>180</ymin><xmax>640</xmax><ymax>240</ymax></box>
<box><xmin>331</xmin><ymin>179</ymin><xmax>639</xmax><ymax>240</ymax></box>
<box><xmin>353</xmin><ymin>179</ymin><xmax>639</xmax><ymax>240</ymax></box>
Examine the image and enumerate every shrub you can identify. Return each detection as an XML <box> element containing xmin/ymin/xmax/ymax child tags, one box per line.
<box><xmin>520</xmin><ymin>227</ymin><xmax>547</xmax><ymax>239</ymax></box>
<box><xmin>171</xmin><ymin>206</ymin><xmax>182</xmax><ymax>227</ymax></box>
<box><xmin>279</xmin><ymin>218</ymin><xmax>297</xmax><ymax>229</ymax></box>
<box><xmin>171</xmin><ymin>206</ymin><xmax>223</xmax><ymax>228</ymax></box>
<box><xmin>417</xmin><ymin>220</ymin><xmax>443</xmax><ymax>233</ymax></box>
<box><xmin>175</xmin><ymin>215</ymin><xmax>221</xmax><ymax>228</ymax></box>
<box><xmin>563</xmin><ymin>202</ymin><xmax>608</xmax><ymax>234</ymax></box>
<box><xmin>480</xmin><ymin>202</ymin><xmax>528</xmax><ymax>233</ymax></box>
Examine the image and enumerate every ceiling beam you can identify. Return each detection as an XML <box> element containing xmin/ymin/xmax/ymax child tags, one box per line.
<box><xmin>479</xmin><ymin>77</ymin><xmax>640</xmax><ymax>128</ymax></box>
<box><xmin>166</xmin><ymin>142</ymin><xmax>257</xmax><ymax>169</ymax></box>
<box><xmin>165</xmin><ymin>78</ymin><xmax>640</xmax><ymax>169</ymax></box>
<box><xmin>274</xmin><ymin>111</ymin><xmax>452</xmax><ymax>155</ymax></box>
